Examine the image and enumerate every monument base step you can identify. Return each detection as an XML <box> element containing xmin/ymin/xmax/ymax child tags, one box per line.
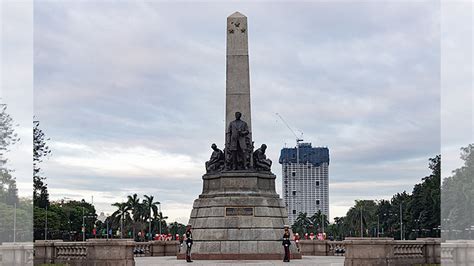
<box><xmin>177</xmin><ymin>253</ymin><xmax>302</xmax><ymax>260</ymax></box>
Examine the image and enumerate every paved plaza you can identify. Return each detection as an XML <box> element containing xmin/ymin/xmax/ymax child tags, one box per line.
<box><xmin>135</xmin><ymin>256</ymin><xmax>345</xmax><ymax>266</ymax></box>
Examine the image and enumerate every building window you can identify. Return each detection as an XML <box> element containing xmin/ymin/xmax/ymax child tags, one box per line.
<box><xmin>316</xmin><ymin>181</ymin><xmax>320</xmax><ymax>186</ymax></box>
<box><xmin>316</xmin><ymin>200</ymin><xmax>320</xmax><ymax>205</ymax></box>
<box><xmin>292</xmin><ymin>191</ymin><xmax>296</xmax><ymax>196</ymax></box>
<box><xmin>292</xmin><ymin>210</ymin><xmax>296</xmax><ymax>214</ymax></box>
<box><xmin>292</xmin><ymin>172</ymin><xmax>296</xmax><ymax>177</ymax></box>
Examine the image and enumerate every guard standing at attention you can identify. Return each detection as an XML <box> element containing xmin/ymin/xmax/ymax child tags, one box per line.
<box><xmin>185</xmin><ymin>224</ymin><xmax>193</xmax><ymax>263</ymax></box>
<box><xmin>282</xmin><ymin>225</ymin><xmax>291</xmax><ymax>262</ymax></box>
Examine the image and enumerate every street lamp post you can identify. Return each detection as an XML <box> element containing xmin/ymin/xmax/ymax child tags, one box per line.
<box><xmin>322</xmin><ymin>214</ymin><xmax>325</xmax><ymax>235</ymax></box>
<box><xmin>158</xmin><ymin>203</ymin><xmax>162</xmax><ymax>236</ymax></box>
<box><xmin>149</xmin><ymin>207</ymin><xmax>152</xmax><ymax>240</ymax></box>
<box><xmin>82</xmin><ymin>206</ymin><xmax>85</xmax><ymax>241</ymax></box>
<box><xmin>45</xmin><ymin>204</ymin><xmax>48</xmax><ymax>240</ymax></box>
<box><xmin>377</xmin><ymin>214</ymin><xmax>380</xmax><ymax>238</ymax></box>
<box><xmin>13</xmin><ymin>203</ymin><xmax>17</xmax><ymax>243</ymax></box>
<box><xmin>400</xmin><ymin>203</ymin><xmax>403</xmax><ymax>240</ymax></box>
<box><xmin>120</xmin><ymin>212</ymin><xmax>124</xmax><ymax>239</ymax></box>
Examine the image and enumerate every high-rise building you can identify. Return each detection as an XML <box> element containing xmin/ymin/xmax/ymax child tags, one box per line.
<box><xmin>279</xmin><ymin>143</ymin><xmax>330</xmax><ymax>225</ymax></box>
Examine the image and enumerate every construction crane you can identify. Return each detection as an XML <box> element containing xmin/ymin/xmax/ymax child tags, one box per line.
<box><xmin>276</xmin><ymin>112</ymin><xmax>305</xmax><ymax>221</ymax></box>
<box><xmin>275</xmin><ymin>113</ymin><xmax>304</xmax><ymax>163</ymax></box>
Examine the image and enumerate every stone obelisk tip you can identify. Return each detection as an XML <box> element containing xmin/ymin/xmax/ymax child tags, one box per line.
<box><xmin>228</xmin><ymin>11</ymin><xmax>246</xmax><ymax>18</ymax></box>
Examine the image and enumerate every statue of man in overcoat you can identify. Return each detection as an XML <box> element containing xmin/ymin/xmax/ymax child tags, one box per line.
<box><xmin>225</xmin><ymin>111</ymin><xmax>251</xmax><ymax>170</ymax></box>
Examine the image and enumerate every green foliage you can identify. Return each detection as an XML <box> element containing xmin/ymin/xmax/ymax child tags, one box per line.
<box><xmin>0</xmin><ymin>170</ymin><xmax>19</xmax><ymax>206</ymax></box>
<box><xmin>442</xmin><ymin>144</ymin><xmax>474</xmax><ymax>240</ymax></box>
<box><xmin>33</xmin><ymin>120</ymin><xmax>51</xmax><ymax>209</ymax></box>
<box><xmin>291</xmin><ymin>210</ymin><xmax>329</xmax><ymax>236</ymax></box>
<box><xmin>33</xmin><ymin>199</ymin><xmax>96</xmax><ymax>241</ymax></box>
<box><xmin>0</xmin><ymin>104</ymin><xmax>20</xmax><ymax>206</ymax></box>
<box><xmin>110</xmin><ymin>194</ymin><xmax>172</xmax><ymax>240</ymax></box>
<box><xmin>0</xmin><ymin>198</ymin><xmax>33</xmax><ymax>242</ymax></box>
<box><xmin>299</xmin><ymin>155</ymin><xmax>441</xmax><ymax>240</ymax></box>
<box><xmin>0</xmin><ymin>104</ymin><xmax>19</xmax><ymax>165</ymax></box>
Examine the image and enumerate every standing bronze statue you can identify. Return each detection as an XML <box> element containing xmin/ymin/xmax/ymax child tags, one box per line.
<box><xmin>225</xmin><ymin>112</ymin><xmax>251</xmax><ymax>170</ymax></box>
<box><xmin>205</xmin><ymin>143</ymin><xmax>224</xmax><ymax>173</ymax></box>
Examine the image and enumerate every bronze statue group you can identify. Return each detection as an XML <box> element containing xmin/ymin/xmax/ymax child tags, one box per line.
<box><xmin>205</xmin><ymin>112</ymin><xmax>272</xmax><ymax>173</ymax></box>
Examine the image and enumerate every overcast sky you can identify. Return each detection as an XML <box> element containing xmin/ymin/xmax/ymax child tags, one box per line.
<box><xmin>29</xmin><ymin>1</ymin><xmax>445</xmax><ymax>223</ymax></box>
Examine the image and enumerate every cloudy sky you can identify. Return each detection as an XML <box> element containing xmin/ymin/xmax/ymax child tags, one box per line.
<box><xmin>30</xmin><ymin>1</ymin><xmax>445</xmax><ymax>223</ymax></box>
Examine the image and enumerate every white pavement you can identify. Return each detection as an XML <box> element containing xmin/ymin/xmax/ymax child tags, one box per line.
<box><xmin>135</xmin><ymin>256</ymin><xmax>345</xmax><ymax>266</ymax></box>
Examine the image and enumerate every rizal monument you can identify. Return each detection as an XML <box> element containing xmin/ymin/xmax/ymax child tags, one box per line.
<box><xmin>180</xmin><ymin>12</ymin><xmax>301</xmax><ymax>260</ymax></box>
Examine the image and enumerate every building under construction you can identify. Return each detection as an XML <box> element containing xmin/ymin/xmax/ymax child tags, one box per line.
<box><xmin>279</xmin><ymin>143</ymin><xmax>330</xmax><ymax>225</ymax></box>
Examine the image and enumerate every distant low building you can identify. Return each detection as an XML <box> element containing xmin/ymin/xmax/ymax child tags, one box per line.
<box><xmin>279</xmin><ymin>143</ymin><xmax>330</xmax><ymax>225</ymax></box>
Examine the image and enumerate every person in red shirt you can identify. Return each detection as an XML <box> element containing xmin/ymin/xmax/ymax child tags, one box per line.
<box><xmin>294</xmin><ymin>233</ymin><xmax>300</xmax><ymax>252</ymax></box>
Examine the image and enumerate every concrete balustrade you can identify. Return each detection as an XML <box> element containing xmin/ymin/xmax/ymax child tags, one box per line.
<box><xmin>30</xmin><ymin>238</ymin><xmax>443</xmax><ymax>265</ymax></box>
<box><xmin>34</xmin><ymin>240</ymin><xmax>179</xmax><ymax>265</ymax></box>
<box><xmin>0</xmin><ymin>242</ymin><xmax>34</xmax><ymax>266</ymax></box>
<box><xmin>343</xmin><ymin>237</ymin><xmax>440</xmax><ymax>266</ymax></box>
<box><xmin>34</xmin><ymin>239</ymin><xmax>135</xmax><ymax>266</ymax></box>
<box><xmin>442</xmin><ymin>240</ymin><xmax>474</xmax><ymax>265</ymax></box>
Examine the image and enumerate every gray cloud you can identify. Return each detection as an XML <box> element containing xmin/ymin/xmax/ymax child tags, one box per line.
<box><xmin>34</xmin><ymin>2</ymin><xmax>440</xmax><ymax>220</ymax></box>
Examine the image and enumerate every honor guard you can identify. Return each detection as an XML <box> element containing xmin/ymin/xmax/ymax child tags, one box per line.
<box><xmin>185</xmin><ymin>224</ymin><xmax>193</xmax><ymax>262</ymax></box>
<box><xmin>282</xmin><ymin>225</ymin><xmax>291</xmax><ymax>262</ymax></box>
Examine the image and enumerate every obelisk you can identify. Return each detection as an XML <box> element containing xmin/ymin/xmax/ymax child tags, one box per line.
<box><xmin>226</xmin><ymin>12</ymin><xmax>251</xmax><ymax>135</ymax></box>
<box><xmin>180</xmin><ymin>12</ymin><xmax>301</xmax><ymax>260</ymax></box>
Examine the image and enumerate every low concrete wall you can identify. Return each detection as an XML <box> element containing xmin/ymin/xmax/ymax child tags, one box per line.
<box><xmin>150</xmin><ymin>241</ymin><xmax>179</xmax><ymax>256</ymax></box>
<box><xmin>34</xmin><ymin>239</ymin><xmax>135</xmax><ymax>266</ymax></box>
<box><xmin>442</xmin><ymin>240</ymin><xmax>474</xmax><ymax>265</ymax></box>
<box><xmin>299</xmin><ymin>240</ymin><xmax>330</xmax><ymax>256</ymax></box>
<box><xmin>0</xmin><ymin>242</ymin><xmax>34</xmax><ymax>266</ymax></box>
<box><xmin>343</xmin><ymin>238</ymin><xmax>440</xmax><ymax>266</ymax></box>
<box><xmin>35</xmin><ymin>240</ymin><xmax>179</xmax><ymax>265</ymax></box>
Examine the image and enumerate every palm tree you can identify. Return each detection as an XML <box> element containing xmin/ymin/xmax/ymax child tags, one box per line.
<box><xmin>310</xmin><ymin>210</ymin><xmax>329</xmax><ymax>233</ymax></box>
<box><xmin>111</xmin><ymin>202</ymin><xmax>131</xmax><ymax>238</ymax></box>
<box><xmin>143</xmin><ymin>195</ymin><xmax>160</xmax><ymax>239</ymax></box>
<box><xmin>332</xmin><ymin>216</ymin><xmax>345</xmax><ymax>240</ymax></box>
<box><xmin>154</xmin><ymin>210</ymin><xmax>168</xmax><ymax>235</ymax></box>
<box><xmin>168</xmin><ymin>222</ymin><xmax>185</xmax><ymax>238</ymax></box>
<box><xmin>126</xmin><ymin>193</ymin><xmax>144</xmax><ymax>238</ymax></box>
<box><xmin>292</xmin><ymin>212</ymin><xmax>311</xmax><ymax>235</ymax></box>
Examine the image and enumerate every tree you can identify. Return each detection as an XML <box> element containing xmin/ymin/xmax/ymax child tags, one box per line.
<box><xmin>442</xmin><ymin>144</ymin><xmax>474</xmax><ymax>240</ymax></box>
<box><xmin>0</xmin><ymin>104</ymin><xmax>19</xmax><ymax>167</ymax></box>
<box><xmin>168</xmin><ymin>222</ymin><xmax>185</xmax><ymax>238</ymax></box>
<box><xmin>1</xmin><ymin>170</ymin><xmax>18</xmax><ymax>206</ymax></box>
<box><xmin>0</xmin><ymin>104</ymin><xmax>19</xmax><ymax>206</ymax></box>
<box><xmin>292</xmin><ymin>212</ymin><xmax>311</xmax><ymax>235</ymax></box>
<box><xmin>408</xmin><ymin>155</ymin><xmax>440</xmax><ymax>239</ymax></box>
<box><xmin>345</xmin><ymin>200</ymin><xmax>377</xmax><ymax>237</ymax></box>
<box><xmin>126</xmin><ymin>193</ymin><xmax>145</xmax><ymax>237</ymax></box>
<box><xmin>143</xmin><ymin>195</ymin><xmax>160</xmax><ymax>221</ymax></box>
<box><xmin>143</xmin><ymin>195</ymin><xmax>160</xmax><ymax>238</ymax></box>
<box><xmin>33</xmin><ymin>199</ymin><xmax>96</xmax><ymax>241</ymax></box>
<box><xmin>33</xmin><ymin>120</ymin><xmax>51</xmax><ymax>208</ymax></box>
<box><xmin>154</xmin><ymin>209</ymin><xmax>168</xmax><ymax>235</ymax></box>
<box><xmin>310</xmin><ymin>210</ymin><xmax>329</xmax><ymax>233</ymax></box>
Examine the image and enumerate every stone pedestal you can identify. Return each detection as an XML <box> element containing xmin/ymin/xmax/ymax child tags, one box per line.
<box><xmin>179</xmin><ymin>171</ymin><xmax>301</xmax><ymax>260</ymax></box>
<box><xmin>85</xmin><ymin>239</ymin><xmax>135</xmax><ymax>266</ymax></box>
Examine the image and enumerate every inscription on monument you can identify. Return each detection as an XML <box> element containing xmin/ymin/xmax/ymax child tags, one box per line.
<box><xmin>225</xmin><ymin>207</ymin><xmax>254</xmax><ymax>216</ymax></box>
